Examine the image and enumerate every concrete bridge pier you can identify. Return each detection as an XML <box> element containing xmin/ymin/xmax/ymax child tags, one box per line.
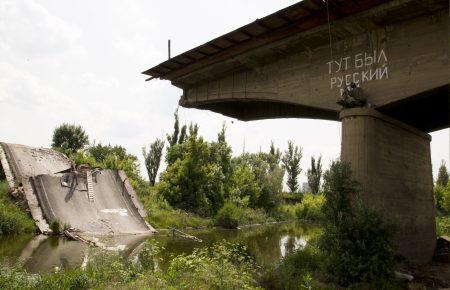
<box><xmin>340</xmin><ymin>108</ymin><xmax>436</xmax><ymax>265</ymax></box>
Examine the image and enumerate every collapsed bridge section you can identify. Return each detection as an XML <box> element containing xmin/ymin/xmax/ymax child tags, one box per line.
<box><xmin>0</xmin><ymin>142</ymin><xmax>155</xmax><ymax>235</ymax></box>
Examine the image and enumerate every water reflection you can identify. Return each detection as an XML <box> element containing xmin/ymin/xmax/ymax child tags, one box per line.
<box><xmin>0</xmin><ymin>222</ymin><xmax>321</xmax><ymax>273</ymax></box>
<box><xmin>150</xmin><ymin>222</ymin><xmax>321</xmax><ymax>269</ymax></box>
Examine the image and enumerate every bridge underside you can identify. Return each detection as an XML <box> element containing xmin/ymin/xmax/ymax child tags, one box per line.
<box><xmin>184</xmin><ymin>83</ymin><xmax>449</xmax><ymax>132</ymax></box>
<box><xmin>184</xmin><ymin>99</ymin><xmax>338</xmax><ymax>121</ymax></box>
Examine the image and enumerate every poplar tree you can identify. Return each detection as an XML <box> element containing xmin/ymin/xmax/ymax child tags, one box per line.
<box><xmin>437</xmin><ymin>161</ymin><xmax>449</xmax><ymax>187</ymax></box>
<box><xmin>282</xmin><ymin>141</ymin><xmax>302</xmax><ymax>194</ymax></box>
<box><xmin>307</xmin><ymin>156</ymin><xmax>323</xmax><ymax>194</ymax></box>
<box><xmin>143</xmin><ymin>139</ymin><xmax>165</xmax><ymax>186</ymax></box>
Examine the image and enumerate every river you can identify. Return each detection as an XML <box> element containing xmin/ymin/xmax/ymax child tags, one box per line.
<box><xmin>0</xmin><ymin>222</ymin><xmax>321</xmax><ymax>273</ymax></box>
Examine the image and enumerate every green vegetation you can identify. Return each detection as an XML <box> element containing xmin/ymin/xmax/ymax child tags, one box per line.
<box><xmin>307</xmin><ymin>156</ymin><xmax>322</xmax><ymax>194</ymax></box>
<box><xmin>0</xmin><ymin>241</ymin><xmax>261</xmax><ymax>290</ymax></box>
<box><xmin>319</xmin><ymin>161</ymin><xmax>398</xmax><ymax>286</ymax></box>
<box><xmin>51</xmin><ymin>123</ymin><xmax>89</xmax><ymax>154</ymax></box>
<box><xmin>158</xmin><ymin>132</ymin><xmax>229</xmax><ymax>216</ymax></box>
<box><xmin>140</xmin><ymin>187</ymin><xmax>212</xmax><ymax>229</ymax></box>
<box><xmin>437</xmin><ymin>161</ymin><xmax>449</xmax><ymax>187</ymax></box>
<box><xmin>49</xmin><ymin>220</ymin><xmax>61</xmax><ymax>234</ymax></box>
<box><xmin>296</xmin><ymin>193</ymin><xmax>325</xmax><ymax>221</ymax></box>
<box><xmin>215</xmin><ymin>202</ymin><xmax>273</xmax><ymax>229</ymax></box>
<box><xmin>142</xmin><ymin>138</ymin><xmax>164</xmax><ymax>186</ymax></box>
<box><xmin>260</xmin><ymin>242</ymin><xmax>322</xmax><ymax>289</ymax></box>
<box><xmin>281</xmin><ymin>140</ymin><xmax>302</xmax><ymax>194</ymax></box>
<box><xmin>0</xmin><ymin>181</ymin><xmax>35</xmax><ymax>235</ymax></box>
<box><xmin>71</xmin><ymin>142</ymin><xmax>143</xmax><ymax>189</ymax></box>
<box><xmin>436</xmin><ymin>215</ymin><xmax>450</xmax><ymax>236</ymax></box>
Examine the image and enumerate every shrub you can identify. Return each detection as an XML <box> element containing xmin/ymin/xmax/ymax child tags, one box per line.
<box><xmin>296</xmin><ymin>193</ymin><xmax>325</xmax><ymax>221</ymax></box>
<box><xmin>215</xmin><ymin>203</ymin><xmax>273</xmax><ymax>229</ymax></box>
<box><xmin>261</xmin><ymin>243</ymin><xmax>322</xmax><ymax>290</ymax></box>
<box><xmin>215</xmin><ymin>202</ymin><xmax>241</xmax><ymax>229</ymax></box>
<box><xmin>319</xmin><ymin>161</ymin><xmax>397</xmax><ymax>286</ymax></box>
<box><xmin>50</xmin><ymin>220</ymin><xmax>61</xmax><ymax>234</ymax></box>
<box><xmin>436</xmin><ymin>215</ymin><xmax>450</xmax><ymax>236</ymax></box>
<box><xmin>158</xmin><ymin>134</ymin><xmax>228</xmax><ymax>216</ymax></box>
<box><xmin>166</xmin><ymin>242</ymin><xmax>259</xmax><ymax>289</ymax></box>
<box><xmin>0</xmin><ymin>181</ymin><xmax>35</xmax><ymax>235</ymax></box>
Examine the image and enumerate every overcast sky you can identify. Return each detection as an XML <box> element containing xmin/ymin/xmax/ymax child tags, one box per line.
<box><xmin>0</xmin><ymin>0</ymin><xmax>448</xmax><ymax>184</ymax></box>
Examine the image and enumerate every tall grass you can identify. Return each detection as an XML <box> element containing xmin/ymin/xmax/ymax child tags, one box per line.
<box><xmin>140</xmin><ymin>188</ymin><xmax>212</xmax><ymax>229</ymax></box>
<box><xmin>0</xmin><ymin>181</ymin><xmax>35</xmax><ymax>235</ymax></box>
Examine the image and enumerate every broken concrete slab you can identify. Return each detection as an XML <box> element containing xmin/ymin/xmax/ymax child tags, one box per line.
<box><xmin>31</xmin><ymin>170</ymin><xmax>153</xmax><ymax>235</ymax></box>
<box><xmin>0</xmin><ymin>142</ymin><xmax>155</xmax><ymax>236</ymax></box>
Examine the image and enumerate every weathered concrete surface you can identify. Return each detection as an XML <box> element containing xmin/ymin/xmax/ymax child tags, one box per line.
<box><xmin>31</xmin><ymin>170</ymin><xmax>153</xmax><ymax>235</ymax></box>
<box><xmin>340</xmin><ymin>108</ymin><xmax>436</xmax><ymax>264</ymax></box>
<box><xmin>0</xmin><ymin>143</ymin><xmax>66</xmax><ymax>232</ymax></box>
<box><xmin>0</xmin><ymin>142</ymin><xmax>155</xmax><ymax>235</ymax></box>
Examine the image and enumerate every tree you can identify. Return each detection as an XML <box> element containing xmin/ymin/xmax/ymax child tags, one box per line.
<box><xmin>268</xmin><ymin>141</ymin><xmax>282</xmax><ymax>171</ymax></box>
<box><xmin>143</xmin><ymin>139</ymin><xmax>165</xmax><ymax>186</ymax></box>
<box><xmin>217</xmin><ymin>122</ymin><xmax>226</xmax><ymax>143</ymax></box>
<box><xmin>307</xmin><ymin>156</ymin><xmax>322</xmax><ymax>194</ymax></box>
<box><xmin>167</xmin><ymin>109</ymin><xmax>180</xmax><ymax>147</ymax></box>
<box><xmin>178</xmin><ymin>125</ymin><xmax>187</xmax><ymax>144</ymax></box>
<box><xmin>319</xmin><ymin>161</ymin><xmax>397</xmax><ymax>285</ymax></box>
<box><xmin>88</xmin><ymin>142</ymin><xmax>131</xmax><ymax>163</ymax></box>
<box><xmin>52</xmin><ymin>123</ymin><xmax>89</xmax><ymax>154</ymax></box>
<box><xmin>281</xmin><ymin>141</ymin><xmax>302</xmax><ymax>194</ymax></box>
<box><xmin>158</xmin><ymin>134</ymin><xmax>226</xmax><ymax>216</ymax></box>
<box><xmin>437</xmin><ymin>161</ymin><xmax>449</xmax><ymax>187</ymax></box>
<box><xmin>232</xmin><ymin>152</ymin><xmax>284</xmax><ymax>210</ymax></box>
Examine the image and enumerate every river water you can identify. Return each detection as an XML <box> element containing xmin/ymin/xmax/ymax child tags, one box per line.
<box><xmin>0</xmin><ymin>222</ymin><xmax>321</xmax><ymax>273</ymax></box>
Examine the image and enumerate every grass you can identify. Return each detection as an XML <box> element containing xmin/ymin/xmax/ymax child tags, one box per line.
<box><xmin>139</xmin><ymin>188</ymin><xmax>212</xmax><ymax>229</ymax></box>
<box><xmin>0</xmin><ymin>181</ymin><xmax>35</xmax><ymax>235</ymax></box>
<box><xmin>436</xmin><ymin>215</ymin><xmax>450</xmax><ymax>236</ymax></box>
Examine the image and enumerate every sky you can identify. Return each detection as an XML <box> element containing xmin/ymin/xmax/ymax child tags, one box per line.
<box><xmin>0</xmin><ymin>0</ymin><xmax>448</xmax><ymax>185</ymax></box>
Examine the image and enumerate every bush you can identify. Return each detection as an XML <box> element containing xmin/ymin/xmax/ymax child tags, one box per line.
<box><xmin>261</xmin><ymin>243</ymin><xmax>322</xmax><ymax>290</ymax></box>
<box><xmin>232</xmin><ymin>152</ymin><xmax>284</xmax><ymax>211</ymax></box>
<box><xmin>215</xmin><ymin>202</ymin><xmax>273</xmax><ymax>229</ymax></box>
<box><xmin>141</xmin><ymin>189</ymin><xmax>212</xmax><ymax>229</ymax></box>
<box><xmin>436</xmin><ymin>215</ymin><xmax>450</xmax><ymax>236</ymax></box>
<box><xmin>319</xmin><ymin>161</ymin><xmax>397</xmax><ymax>286</ymax></box>
<box><xmin>215</xmin><ymin>202</ymin><xmax>240</xmax><ymax>229</ymax></box>
<box><xmin>158</xmin><ymin>134</ymin><xmax>229</xmax><ymax>216</ymax></box>
<box><xmin>50</xmin><ymin>219</ymin><xmax>61</xmax><ymax>234</ymax></box>
<box><xmin>296</xmin><ymin>193</ymin><xmax>325</xmax><ymax>221</ymax></box>
<box><xmin>0</xmin><ymin>181</ymin><xmax>35</xmax><ymax>235</ymax></box>
<box><xmin>166</xmin><ymin>242</ymin><xmax>259</xmax><ymax>289</ymax></box>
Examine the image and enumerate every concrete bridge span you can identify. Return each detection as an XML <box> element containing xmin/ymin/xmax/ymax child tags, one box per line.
<box><xmin>0</xmin><ymin>142</ymin><xmax>155</xmax><ymax>236</ymax></box>
<box><xmin>144</xmin><ymin>0</ymin><xmax>449</xmax><ymax>264</ymax></box>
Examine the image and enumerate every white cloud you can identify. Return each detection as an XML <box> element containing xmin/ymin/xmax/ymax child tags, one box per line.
<box><xmin>0</xmin><ymin>0</ymin><xmax>83</xmax><ymax>60</ymax></box>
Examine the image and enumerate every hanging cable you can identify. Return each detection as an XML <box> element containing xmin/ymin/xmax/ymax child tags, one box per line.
<box><xmin>325</xmin><ymin>0</ymin><xmax>333</xmax><ymax>59</ymax></box>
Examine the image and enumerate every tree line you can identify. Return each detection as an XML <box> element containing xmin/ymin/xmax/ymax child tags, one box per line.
<box><xmin>50</xmin><ymin>111</ymin><xmax>324</xmax><ymax>218</ymax></box>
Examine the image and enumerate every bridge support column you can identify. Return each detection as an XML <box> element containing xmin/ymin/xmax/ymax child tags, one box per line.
<box><xmin>340</xmin><ymin>108</ymin><xmax>436</xmax><ymax>265</ymax></box>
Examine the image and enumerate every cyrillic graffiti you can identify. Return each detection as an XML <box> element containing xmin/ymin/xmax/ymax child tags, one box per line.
<box><xmin>327</xmin><ymin>49</ymin><xmax>388</xmax><ymax>91</ymax></box>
